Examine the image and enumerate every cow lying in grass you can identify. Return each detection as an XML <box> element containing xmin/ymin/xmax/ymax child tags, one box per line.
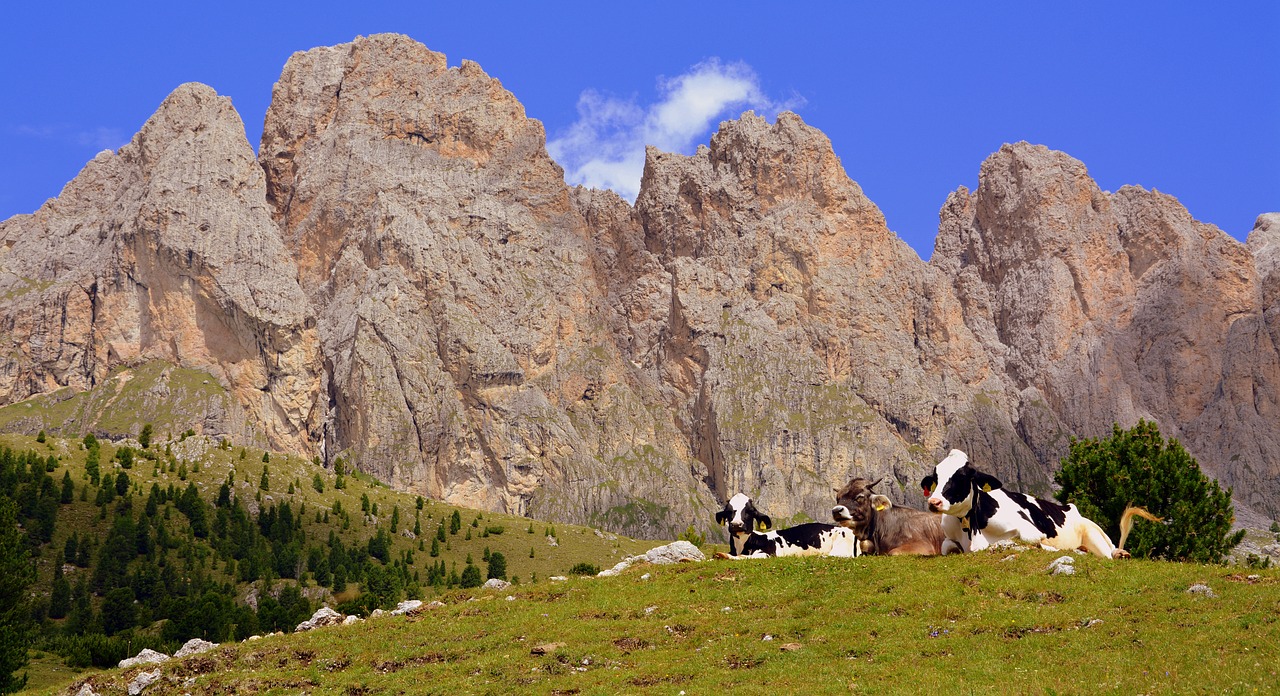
<box><xmin>922</xmin><ymin>449</ymin><xmax>1161</xmax><ymax>558</ymax></box>
<box><xmin>831</xmin><ymin>477</ymin><xmax>947</xmax><ymax>555</ymax></box>
<box><xmin>714</xmin><ymin>493</ymin><xmax>859</xmax><ymax>559</ymax></box>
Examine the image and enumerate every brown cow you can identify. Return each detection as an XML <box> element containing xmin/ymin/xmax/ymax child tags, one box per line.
<box><xmin>832</xmin><ymin>477</ymin><xmax>948</xmax><ymax>555</ymax></box>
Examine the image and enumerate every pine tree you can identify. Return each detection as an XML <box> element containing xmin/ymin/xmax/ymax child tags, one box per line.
<box><xmin>260</xmin><ymin>466</ymin><xmax>270</xmax><ymax>491</ymax></box>
<box><xmin>60</xmin><ymin>470</ymin><xmax>74</xmax><ymax>503</ymax></box>
<box><xmin>84</xmin><ymin>444</ymin><xmax>100</xmax><ymax>485</ymax></box>
<box><xmin>460</xmin><ymin>562</ymin><xmax>482</xmax><ymax>588</ymax></box>
<box><xmin>1056</xmin><ymin>420</ymin><xmax>1245</xmax><ymax>563</ymax></box>
<box><xmin>0</xmin><ymin>500</ymin><xmax>34</xmax><ymax>693</ymax></box>
<box><xmin>450</xmin><ymin>510</ymin><xmax>462</xmax><ymax>535</ymax></box>
<box><xmin>138</xmin><ymin>423</ymin><xmax>153</xmax><ymax>449</ymax></box>
<box><xmin>486</xmin><ymin>552</ymin><xmax>507</xmax><ymax>581</ymax></box>
<box><xmin>312</xmin><ymin>473</ymin><xmax>324</xmax><ymax>494</ymax></box>
<box><xmin>49</xmin><ymin>565</ymin><xmax>71</xmax><ymax>619</ymax></box>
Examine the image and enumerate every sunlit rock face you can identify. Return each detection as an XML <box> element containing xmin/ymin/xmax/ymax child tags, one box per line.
<box><xmin>4</xmin><ymin>33</ymin><xmax>1276</xmax><ymax>534</ymax></box>
<box><xmin>934</xmin><ymin>144</ymin><xmax>1277</xmax><ymax>523</ymax></box>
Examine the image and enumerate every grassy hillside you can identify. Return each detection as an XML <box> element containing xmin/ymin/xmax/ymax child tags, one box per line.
<box><xmin>21</xmin><ymin>548</ymin><xmax>1280</xmax><ymax>695</ymax></box>
<box><xmin>0</xmin><ymin>431</ymin><xmax>659</xmax><ymax>692</ymax></box>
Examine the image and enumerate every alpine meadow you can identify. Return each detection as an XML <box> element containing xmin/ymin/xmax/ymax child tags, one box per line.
<box><xmin>2</xmin><ymin>29</ymin><xmax>1279</xmax><ymax>695</ymax></box>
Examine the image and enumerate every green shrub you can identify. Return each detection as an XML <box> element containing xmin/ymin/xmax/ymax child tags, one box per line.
<box><xmin>568</xmin><ymin>562</ymin><xmax>599</xmax><ymax>576</ymax></box>
<box><xmin>1055</xmin><ymin>420</ymin><xmax>1244</xmax><ymax>563</ymax></box>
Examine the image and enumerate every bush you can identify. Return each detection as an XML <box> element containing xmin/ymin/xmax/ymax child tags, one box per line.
<box><xmin>459</xmin><ymin>563</ymin><xmax>483</xmax><ymax>589</ymax></box>
<box><xmin>568</xmin><ymin>562</ymin><xmax>599</xmax><ymax>576</ymax></box>
<box><xmin>484</xmin><ymin>525</ymin><xmax>505</xmax><ymax>535</ymax></box>
<box><xmin>1055</xmin><ymin>420</ymin><xmax>1244</xmax><ymax>563</ymax></box>
<box><xmin>45</xmin><ymin>633</ymin><xmax>173</xmax><ymax>669</ymax></box>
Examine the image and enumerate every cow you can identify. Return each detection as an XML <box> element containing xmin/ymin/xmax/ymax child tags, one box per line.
<box><xmin>831</xmin><ymin>477</ymin><xmax>948</xmax><ymax>555</ymax></box>
<box><xmin>714</xmin><ymin>493</ymin><xmax>859</xmax><ymax>559</ymax></box>
<box><xmin>921</xmin><ymin>449</ymin><xmax>1161</xmax><ymax>558</ymax></box>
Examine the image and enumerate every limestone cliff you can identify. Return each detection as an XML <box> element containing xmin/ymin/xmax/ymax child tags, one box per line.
<box><xmin>2</xmin><ymin>34</ymin><xmax>1276</xmax><ymax>534</ymax></box>
<box><xmin>933</xmin><ymin>144</ymin><xmax>1277</xmax><ymax>523</ymax></box>
<box><xmin>0</xmin><ymin>83</ymin><xmax>321</xmax><ymax>451</ymax></box>
<box><xmin>258</xmin><ymin>35</ymin><xmax>713</xmax><ymax>536</ymax></box>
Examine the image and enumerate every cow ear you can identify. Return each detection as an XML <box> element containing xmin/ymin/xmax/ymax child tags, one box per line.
<box><xmin>973</xmin><ymin>471</ymin><xmax>1002</xmax><ymax>492</ymax></box>
<box><xmin>871</xmin><ymin>494</ymin><xmax>892</xmax><ymax>511</ymax></box>
<box><xmin>755</xmin><ymin>515</ymin><xmax>772</xmax><ymax>531</ymax></box>
<box><xmin>715</xmin><ymin>510</ymin><xmax>728</xmax><ymax>525</ymax></box>
<box><xmin>921</xmin><ymin>474</ymin><xmax>937</xmax><ymax>495</ymax></box>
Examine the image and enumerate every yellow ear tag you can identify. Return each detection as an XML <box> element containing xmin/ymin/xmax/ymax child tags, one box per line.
<box><xmin>981</xmin><ymin>484</ymin><xmax>992</xmax><ymax>492</ymax></box>
<box><xmin>872</xmin><ymin>499</ymin><xmax>890</xmax><ymax>511</ymax></box>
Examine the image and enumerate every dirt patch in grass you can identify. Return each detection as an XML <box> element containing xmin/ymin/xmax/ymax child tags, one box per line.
<box><xmin>1002</xmin><ymin>624</ymin><xmax>1063</xmax><ymax>639</ymax></box>
<box><xmin>726</xmin><ymin>654</ymin><xmax>765</xmax><ymax>669</ymax></box>
<box><xmin>323</xmin><ymin>657</ymin><xmax>352</xmax><ymax>672</ymax></box>
<box><xmin>612</xmin><ymin>637</ymin><xmax>651</xmax><ymax>653</ymax></box>
<box><xmin>170</xmin><ymin>655</ymin><xmax>219</xmax><ymax>677</ymax></box>
<box><xmin>627</xmin><ymin>672</ymin><xmax>692</xmax><ymax>686</ymax></box>
<box><xmin>664</xmin><ymin>624</ymin><xmax>694</xmax><ymax>638</ymax></box>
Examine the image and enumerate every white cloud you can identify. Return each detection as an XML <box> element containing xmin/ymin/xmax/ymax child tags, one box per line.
<box><xmin>548</xmin><ymin>59</ymin><xmax>799</xmax><ymax>201</ymax></box>
<box><xmin>10</xmin><ymin>124</ymin><xmax>127</xmax><ymax>151</ymax></box>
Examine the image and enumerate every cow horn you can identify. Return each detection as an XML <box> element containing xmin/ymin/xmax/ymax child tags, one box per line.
<box><xmin>868</xmin><ymin>478</ymin><xmax>883</xmax><ymax>490</ymax></box>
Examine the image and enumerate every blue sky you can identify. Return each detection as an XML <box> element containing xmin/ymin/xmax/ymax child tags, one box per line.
<box><xmin>1</xmin><ymin>2</ymin><xmax>1275</xmax><ymax>259</ymax></box>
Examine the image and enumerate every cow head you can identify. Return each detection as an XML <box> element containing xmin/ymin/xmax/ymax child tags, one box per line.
<box><xmin>921</xmin><ymin>449</ymin><xmax>1002</xmax><ymax>516</ymax></box>
<box><xmin>715</xmin><ymin>493</ymin><xmax>771</xmax><ymax>535</ymax></box>
<box><xmin>832</xmin><ymin>477</ymin><xmax>891</xmax><ymax>527</ymax></box>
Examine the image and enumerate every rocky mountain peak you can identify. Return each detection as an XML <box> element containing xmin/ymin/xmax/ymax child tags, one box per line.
<box><xmin>1248</xmin><ymin>213</ymin><xmax>1280</xmax><ymax>299</ymax></box>
<box><xmin>4</xmin><ymin>35</ymin><xmax>1277</xmax><ymax>534</ymax></box>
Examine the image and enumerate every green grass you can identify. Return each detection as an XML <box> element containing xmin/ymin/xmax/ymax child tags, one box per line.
<box><xmin>24</xmin><ymin>549</ymin><xmax>1279</xmax><ymax>695</ymax></box>
<box><xmin>3</xmin><ymin>429</ymin><xmax>660</xmax><ymax>694</ymax></box>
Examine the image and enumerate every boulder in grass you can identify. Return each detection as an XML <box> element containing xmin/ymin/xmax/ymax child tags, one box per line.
<box><xmin>641</xmin><ymin>541</ymin><xmax>704</xmax><ymax>565</ymax></box>
<box><xmin>296</xmin><ymin>606</ymin><xmax>345</xmax><ymax>632</ymax></box>
<box><xmin>174</xmin><ymin>638</ymin><xmax>218</xmax><ymax>658</ymax></box>
<box><xmin>482</xmin><ymin>578</ymin><xmax>511</xmax><ymax>590</ymax></box>
<box><xmin>599</xmin><ymin>541</ymin><xmax>706</xmax><ymax>577</ymax></box>
<box><xmin>1047</xmin><ymin>556</ymin><xmax>1076</xmax><ymax>575</ymax></box>
<box><xmin>127</xmin><ymin>669</ymin><xmax>162</xmax><ymax>695</ymax></box>
<box><xmin>118</xmin><ymin>649</ymin><xmax>170</xmax><ymax>669</ymax></box>
<box><xmin>390</xmin><ymin>599</ymin><xmax>423</xmax><ymax>615</ymax></box>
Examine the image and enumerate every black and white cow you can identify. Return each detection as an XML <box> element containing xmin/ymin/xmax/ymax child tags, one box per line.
<box><xmin>921</xmin><ymin>449</ymin><xmax>1160</xmax><ymax>559</ymax></box>
<box><xmin>715</xmin><ymin>493</ymin><xmax>859</xmax><ymax>559</ymax></box>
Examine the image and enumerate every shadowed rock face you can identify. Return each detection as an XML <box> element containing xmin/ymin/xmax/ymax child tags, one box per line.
<box><xmin>0</xmin><ymin>83</ymin><xmax>322</xmax><ymax>451</ymax></box>
<box><xmin>2</xmin><ymin>34</ymin><xmax>1276</xmax><ymax>534</ymax></box>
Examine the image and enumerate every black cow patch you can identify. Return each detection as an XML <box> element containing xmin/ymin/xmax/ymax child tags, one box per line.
<box><xmin>1004</xmin><ymin>491</ymin><xmax>1069</xmax><ymax>539</ymax></box>
<box><xmin>740</xmin><ymin>523</ymin><xmax>843</xmax><ymax>557</ymax></box>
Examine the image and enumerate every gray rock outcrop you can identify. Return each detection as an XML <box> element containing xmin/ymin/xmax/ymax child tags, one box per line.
<box><xmin>3</xmin><ymin>33</ymin><xmax>1277</xmax><ymax>536</ymax></box>
<box><xmin>0</xmin><ymin>83</ymin><xmax>321</xmax><ymax>451</ymax></box>
<box><xmin>118</xmin><ymin>649</ymin><xmax>169</xmax><ymax>669</ymax></box>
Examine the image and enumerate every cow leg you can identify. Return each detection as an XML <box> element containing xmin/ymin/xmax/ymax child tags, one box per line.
<box><xmin>1079</xmin><ymin>520</ymin><xmax>1120</xmax><ymax>559</ymax></box>
<box><xmin>887</xmin><ymin>540</ymin><xmax>940</xmax><ymax>556</ymax></box>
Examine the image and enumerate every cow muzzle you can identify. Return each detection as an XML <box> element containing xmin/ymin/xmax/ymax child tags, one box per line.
<box><xmin>831</xmin><ymin>505</ymin><xmax>853</xmax><ymax>522</ymax></box>
<box><xmin>927</xmin><ymin>497</ymin><xmax>945</xmax><ymax>512</ymax></box>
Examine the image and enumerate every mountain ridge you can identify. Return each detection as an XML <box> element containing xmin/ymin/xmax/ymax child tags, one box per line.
<box><xmin>3</xmin><ymin>33</ymin><xmax>1276</xmax><ymax>535</ymax></box>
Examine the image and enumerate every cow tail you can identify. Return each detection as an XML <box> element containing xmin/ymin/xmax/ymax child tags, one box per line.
<box><xmin>1117</xmin><ymin>506</ymin><xmax>1163</xmax><ymax>551</ymax></box>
